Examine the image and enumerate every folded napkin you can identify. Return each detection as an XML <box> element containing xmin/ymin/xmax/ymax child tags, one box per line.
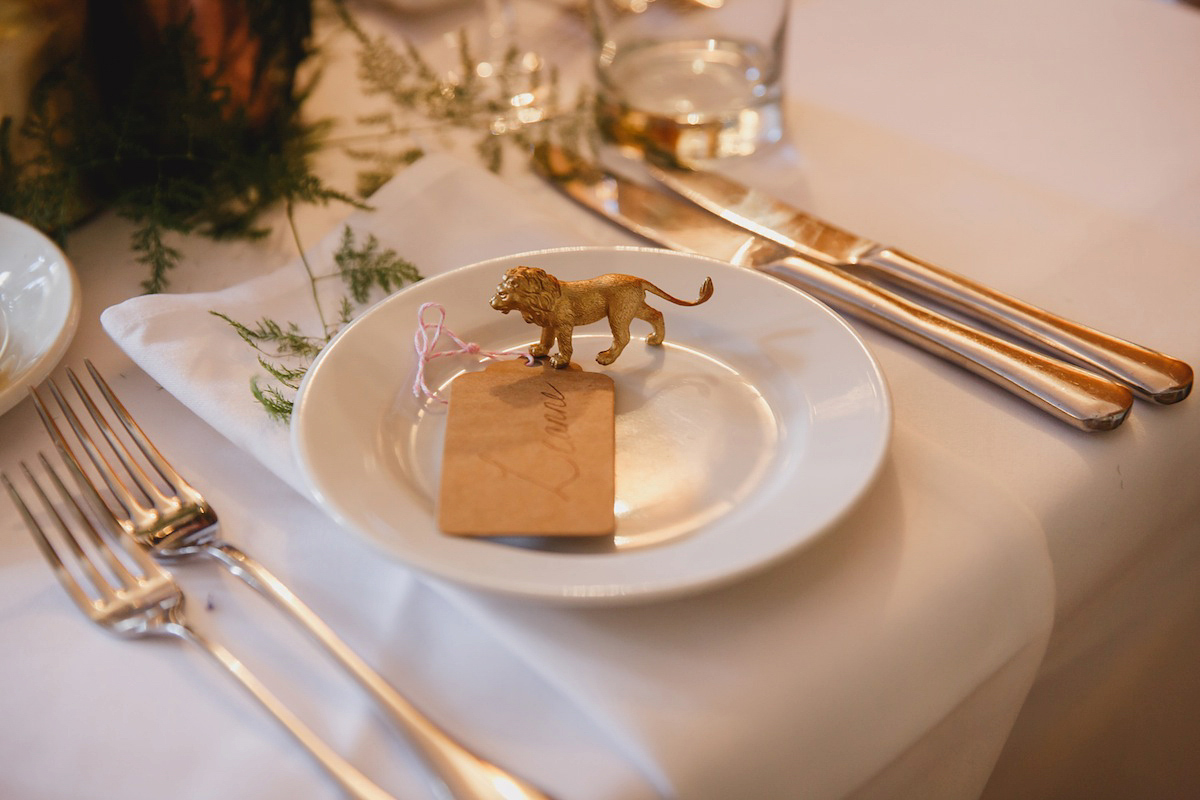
<box><xmin>103</xmin><ymin>153</ymin><xmax>1055</xmax><ymax>800</ymax></box>
<box><xmin>102</xmin><ymin>155</ymin><xmax>600</xmax><ymax>493</ymax></box>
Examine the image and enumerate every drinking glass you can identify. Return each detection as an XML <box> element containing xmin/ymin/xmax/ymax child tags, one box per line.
<box><xmin>588</xmin><ymin>0</ymin><xmax>789</xmax><ymax>161</ymax></box>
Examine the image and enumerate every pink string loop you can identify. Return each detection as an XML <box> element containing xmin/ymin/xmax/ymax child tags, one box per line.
<box><xmin>412</xmin><ymin>302</ymin><xmax>534</xmax><ymax>403</ymax></box>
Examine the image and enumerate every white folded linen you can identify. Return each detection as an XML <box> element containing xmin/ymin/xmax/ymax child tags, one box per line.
<box><xmin>102</xmin><ymin>155</ymin><xmax>586</xmax><ymax>494</ymax></box>
<box><xmin>102</xmin><ymin>152</ymin><xmax>1056</xmax><ymax>799</ymax></box>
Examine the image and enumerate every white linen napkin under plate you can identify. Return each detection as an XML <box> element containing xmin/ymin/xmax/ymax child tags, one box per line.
<box><xmin>102</xmin><ymin>154</ymin><xmax>587</xmax><ymax>494</ymax></box>
<box><xmin>103</xmin><ymin>153</ymin><xmax>1055</xmax><ymax>800</ymax></box>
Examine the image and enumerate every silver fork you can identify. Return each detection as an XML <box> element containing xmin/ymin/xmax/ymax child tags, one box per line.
<box><xmin>3</xmin><ymin>455</ymin><xmax>398</xmax><ymax>800</ymax></box>
<box><xmin>32</xmin><ymin>362</ymin><xmax>553</xmax><ymax>800</ymax></box>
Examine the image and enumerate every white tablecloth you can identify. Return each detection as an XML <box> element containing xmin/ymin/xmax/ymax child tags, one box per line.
<box><xmin>2</xmin><ymin>0</ymin><xmax>1198</xmax><ymax>798</ymax></box>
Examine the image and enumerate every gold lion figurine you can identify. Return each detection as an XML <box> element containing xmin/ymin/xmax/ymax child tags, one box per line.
<box><xmin>490</xmin><ymin>266</ymin><xmax>714</xmax><ymax>368</ymax></box>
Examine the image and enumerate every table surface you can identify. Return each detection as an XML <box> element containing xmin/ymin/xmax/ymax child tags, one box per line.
<box><xmin>3</xmin><ymin>1</ymin><xmax>1199</xmax><ymax>798</ymax></box>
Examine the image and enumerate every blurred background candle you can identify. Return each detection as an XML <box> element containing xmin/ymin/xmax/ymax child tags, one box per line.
<box><xmin>0</xmin><ymin>1</ymin><xmax>85</xmax><ymax>173</ymax></box>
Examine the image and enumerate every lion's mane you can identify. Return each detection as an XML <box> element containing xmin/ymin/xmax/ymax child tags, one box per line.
<box><xmin>505</xmin><ymin>266</ymin><xmax>561</xmax><ymax>327</ymax></box>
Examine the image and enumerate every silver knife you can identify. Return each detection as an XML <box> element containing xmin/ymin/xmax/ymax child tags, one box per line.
<box><xmin>533</xmin><ymin>144</ymin><xmax>1133</xmax><ymax>431</ymax></box>
<box><xmin>648</xmin><ymin>162</ymin><xmax>1193</xmax><ymax>404</ymax></box>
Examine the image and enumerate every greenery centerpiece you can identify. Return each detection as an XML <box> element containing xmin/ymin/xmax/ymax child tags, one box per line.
<box><xmin>0</xmin><ymin>0</ymin><xmax>591</xmax><ymax>288</ymax></box>
<box><xmin>0</xmin><ymin>0</ymin><xmax>348</xmax><ymax>293</ymax></box>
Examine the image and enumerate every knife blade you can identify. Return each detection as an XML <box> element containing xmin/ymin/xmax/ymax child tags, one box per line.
<box><xmin>532</xmin><ymin>144</ymin><xmax>1133</xmax><ymax>431</ymax></box>
<box><xmin>647</xmin><ymin>162</ymin><xmax>1193</xmax><ymax>404</ymax></box>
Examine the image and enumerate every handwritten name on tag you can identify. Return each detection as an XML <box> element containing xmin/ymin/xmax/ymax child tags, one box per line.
<box><xmin>438</xmin><ymin>360</ymin><xmax>615</xmax><ymax>537</ymax></box>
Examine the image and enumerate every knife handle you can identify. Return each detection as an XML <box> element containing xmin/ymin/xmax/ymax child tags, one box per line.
<box><xmin>767</xmin><ymin>256</ymin><xmax>1134</xmax><ymax>431</ymax></box>
<box><xmin>855</xmin><ymin>247</ymin><xmax>1193</xmax><ymax>404</ymax></box>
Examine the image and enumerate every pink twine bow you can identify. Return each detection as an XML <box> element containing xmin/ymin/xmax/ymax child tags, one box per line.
<box><xmin>412</xmin><ymin>302</ymin><xmax>534</xmax><ymax>402</ymax></box>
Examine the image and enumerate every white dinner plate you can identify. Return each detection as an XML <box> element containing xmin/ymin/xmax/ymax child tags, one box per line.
<box><xmin>0</xmin><ymin>214</ymin><xmax>82</xmax><ymax>417</ymax></box>
<box><xmin>292</xmin><ymin>247</ymin><xmax>891</xmax><ymax>604</ymax></box>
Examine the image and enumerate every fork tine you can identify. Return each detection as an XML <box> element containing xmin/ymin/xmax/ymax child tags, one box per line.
<box><xmin>36</xmin><ymin>452</ymin><xmax>147</xmax><ymax>591</ymax></box>
<box><xmin>4</xmin><ymin>462</ymin><xmax>108</xmax><ymax>613</ymax></box>
<box><xmin>84</xmin><ymin>360</ymin><xmax>200</xmax><ymax>501</ymax></box>
<box><xmin>65</xmin><ymin>366</ymin><xmax>175</xmax><ymax>510</ymax></box>
<box><xmin>31</xmin><ymin>381</ymin><xmax>157</xmax><ymax>531</ymax></box>
<box><xmin>49</xmin><ymin>456</ymin><xmax>169</xmax><ymax>583</ymax></box>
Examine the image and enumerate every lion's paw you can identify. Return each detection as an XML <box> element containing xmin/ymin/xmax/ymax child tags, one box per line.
<box><xmin>529</xmin><ymin>343</ymin><xmax>549</xmax><ymax>357</ymax></box>
<box><xmin>596</xmin><ymin>350</ymin><xmax>617</xmax><ymax>365</ymax></box>
<box><xmin>549</xmin><ymin>354</ymin><xmax>571</xmax><ymax>369</ymax></box>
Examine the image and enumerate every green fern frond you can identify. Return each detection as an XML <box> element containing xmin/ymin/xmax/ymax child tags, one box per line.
<box><xmin>250</xmin><ymin>377</ymin><xmax>295</xmax><ymax>422</ymax></box>
<box><xmin>131</xmin><ymin>219</ymin><xmax>185</xmax><ymax>295</ymax></box>
<box><xmin>333</xmin><ymin>226</ymin><xmax>422</xmax><ymax>303</ymax></box>
<box><xmin>210</xmin><ymin>311</ymin><xmax>325</xmax><ymax>359</ymax></box>
<box><xmin>258</xmin><ymin>357</ymin><xmax>308</xmax><ymax>390</ymax></box>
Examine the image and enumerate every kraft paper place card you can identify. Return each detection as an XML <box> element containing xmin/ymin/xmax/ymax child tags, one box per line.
<box><xmin>438</xmin><ymin>360</ymin><xmax>615</xmax><ymax>536</ymax></box>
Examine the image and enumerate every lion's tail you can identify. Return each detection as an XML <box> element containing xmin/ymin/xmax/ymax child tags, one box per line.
<box><xmin>642</xmin><ymin>276</ymin><xmax>714</xmax><ymax>307</ymax></box>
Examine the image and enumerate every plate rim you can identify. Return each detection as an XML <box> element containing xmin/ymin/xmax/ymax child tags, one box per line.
<box><xmin>0</xmin><ymin>213</ymin><xmax>82</xmax><ymax>417</ymax></box>
<box><xmin>292</xmin><ymin>245</ymin><xmax>892</xmax><ymax>604</ymax></box>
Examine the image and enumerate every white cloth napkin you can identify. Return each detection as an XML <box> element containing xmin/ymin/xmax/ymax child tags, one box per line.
<box><xmin>102</xmin><ymin>155</ymin><xmax>589</xmax><ymax>494</ymax></box>
<box><xmin>102</xmin><ymin>153</ymin><xmax>1055</xmax><ymax>800</ymax></box>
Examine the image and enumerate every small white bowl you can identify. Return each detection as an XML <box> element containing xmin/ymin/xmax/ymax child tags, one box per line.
<box><xmin>0</xmin><ymin>213</ymin><xmax>82</xmax><ymax>417</ymax></box>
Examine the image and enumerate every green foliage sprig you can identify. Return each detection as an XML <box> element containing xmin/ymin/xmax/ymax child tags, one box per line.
<box><xmin>211</xmin><ymin>217</ymin><xmax>422</xmax><ymax>421</ymax></box>
<box><xmin>335</xmin><ymin>226</ymin><xmax>422</xmax><ymax>303</ymax></box>
<box><xmin>330</xmin><ymin>2</ymin><xmax>595</xmax><ymax>192</ymax></box>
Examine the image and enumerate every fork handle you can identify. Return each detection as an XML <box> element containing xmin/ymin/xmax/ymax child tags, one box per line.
<box><xmin>169</xmin><ymin>615</ymin><xmax>397</xmax><ymax>800</ymax></box>
<box><xmin>203</xmin><ymin>542</ymin><xmax>554</xmax><ymax>800</ymax></box>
